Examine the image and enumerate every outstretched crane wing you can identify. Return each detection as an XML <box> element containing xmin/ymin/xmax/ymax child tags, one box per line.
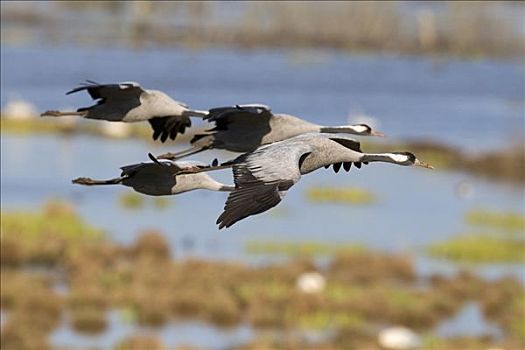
<box><xmin>217</xmin><ymin>139</ymin><xmax>312</xmax><ymax>229</ymax></box>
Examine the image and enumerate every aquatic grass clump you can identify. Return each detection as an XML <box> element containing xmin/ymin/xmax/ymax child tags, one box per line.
<box><xmin>128</xmin><ymin>283</ymin><xmax>173</xmax><ymax>327</ymax></box>
<box><xmin>202</xmin><ymin>288</ymin><xmax>241</xmax><ymax>326</ymax></box>
<box><xmin>296</xmin><ymin>310</ymin><xmax>365</xmax><ymax>331</ymax></box>
<box><xmin>328</xmin><ymin>250</ymin><xmax>416</xmax><ymax>284</ymax></box>
<box><xmin>477</xmin><ymin>277</ymin><xmax>525</xmax><ymax>346</ymax></box>
<box><xmin>245</xmin><ymin>240</ymin><xmax>364</xmax><ymax>257</ymax></box>
<box><xmin>128</xmin><ymin>230</ymin><xmax>171</xmax><ymax>261</ymax></box>
<box><xmin>70</xmin><ymin>307</ymin><xmax>108</xmax><ymax>334</ymax></box>
<box><xmin>1</xmin><ymin>200</ymin><xmax>104</xmax><ymax>266</ymax></box>
<box><xmin>421</xmin><ymin>335</ymin><xmax>493</xmax><ymax>350</ymax></box>
<box><xmin>2</xmin><ymin>204</ymin><xmax>524</xmax><ymax>347</ymax></box>
<box><xmin>382</xmin><ymin>289</ymin><xmax>451</xmax><ymax>329</ymax></box>
<box><xmin>67</xmin><ymin>286</ymin><xmax>110</xmax><ymax>311</ymax></box>
<box><xmin>306</xmin><ymin>186</ymin><xmax>376</xmax><ymax>205</ymax></box>
<box><xmin>246</xmin><ymin>299</ymin><xmax>289</xmax><ymax>328</ymax></box>
<box><xmin>170</xmin><ymin>287</ymin><xmax>210</xmax><ymax>318</ymax></box>
<box><xmin>465</xmin><ymin>209</ymin><xmax>525</xmax><ymax>232</ymax></box>
<box><xmin>0</xmin><ymin>117</ymin><xmax>69</xmax><ymax>136</ymax></box>
<box><xmin>118</xmin><ymin>192</ymin><xmax>146</xmax><ymax>209</ymax></box>
<box><xmin>508</xmin><ymin>295</ymin><xmax>525</xmax><ymax>346</ymax></box>
<box><xmin>426</xmin><ymin>233</ymin><xmax>525</xmax><ymax>263</ymax></box>
<box><xmin>116</xmin><ymin>335</ymin><xmax>166</xmax><ymax>350</ymax></box>
<box><xmin>1</xmin><ymin>291</ymin><xmax>63</xmax><ymax>334</ymax></box>
<box><xmin>1</xmin><ymin>272</ymin><xmax>49</xmax><ymax>309</ymax></box>
<box><xmin>0</xmin><ymin>235</ymin><xmax>25</xmax><ymax>267</ymax></box>
<box><xmin>2</xmin><ymin>201</ymin><xmax>103</xmax><ymax>243</ymax></box>
<box><xmin>429</xmin><ymin>271</ymin><xmax>486</xmax><ymax>301</ymax></box>
<box><xmin>0</xmin><ymin>321</ymin><xmax>52</xmax><ymax>350</ymax></box>
<box><xmin>0</xmin><ymin>115</ymin><xmax>202</xmax><ymax>144</ymax></box>
<box><xmin>0</xmin><ymin>271</ymin><xmax>63</xmax><ymax>318</ymax></box>
<box><xmin>67</xmin><ymin>284</ymin><xmax>109</xmax><ymax>334</ymax></box>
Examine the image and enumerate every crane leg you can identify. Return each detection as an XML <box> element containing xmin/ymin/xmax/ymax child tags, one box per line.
<box><xmin>41</xmin><ymin>110</ymin><xmax>86</xmax><ymax>117</ymax></box>
<box><xmin>72</xmin><ymin>176</ymin><xmax>125</xmax><ymax>186</ymax></box>
<box><xmin>156</xmin><ymin>147</ymin><xmax>205</xmax><ymax>161</ymax></box>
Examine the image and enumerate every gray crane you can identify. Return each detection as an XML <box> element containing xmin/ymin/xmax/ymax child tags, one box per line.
<box><xmin>180</xmin><ymin>133</ymin><xmax>432</xmax><ymax>229</ymax></box>
<box><xmin>72</xmin><ymin>155</ymin><xmax>233</xmax><ymax>196</ymax></box>
<box><xmin>157</xmin><ymin>104</ymin><xmax>384</xmax><ymax>160</ymax></box>
<box><xmin>41</xmin><ymin>81</ymin><xmax>208</xmax><ymax>142</ymax></box>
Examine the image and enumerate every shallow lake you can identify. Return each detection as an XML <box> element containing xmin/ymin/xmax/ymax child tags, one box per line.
<box><xmin>1</xmin><ymin>45</ymin><xmax>524</xmax><ymax>151</ymax></box>
<box><xmin>1</xmin><ymin>45</ymin><xmax>524</xmax><ymax>347</ymax></box>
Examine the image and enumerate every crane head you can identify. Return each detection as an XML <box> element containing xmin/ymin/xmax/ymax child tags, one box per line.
<box><xmin>393</xmin><ymin>152</ymin><xmax>434</xmax><ymax>169</ymax></box>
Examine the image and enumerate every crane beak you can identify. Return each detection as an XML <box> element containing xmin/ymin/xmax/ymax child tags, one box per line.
<box><xmin>415</xmin><ymin>159</ymin><xmax>434</xmax><ymax>169</ymax></box>
<box><xmin>370</xmin><ymin>130</ymin><xmax>385</xmax><ymax>137</ymax></box>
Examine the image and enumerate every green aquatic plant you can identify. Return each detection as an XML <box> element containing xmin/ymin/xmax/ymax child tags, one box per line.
<box><xmin>0</xmin><ymin>116</ymin><xmax>204</xmax><ymax>145</ymax></box>
<box><xmin>329</xmin><ymin>250</ymin><xmax>416</xmax><ymax>284</ymax></box>
<box><xmin>116</xmin><ymin>335</ymin><xmax>165</xmax><ymax>350</ymax></box>
<box><xmin>0</xmin><ymin>320</ymin><xmax>52</xmax><ymax>350</ymax></box>
<box><xmin>428</xmin><ymin>270</ymin><xmax>486</xmax><ymax>302</ymax></box>
<box><xmin>70</xmin><ymin>307</ymin><xmax>108</xmax><ymax>334</ymax></box>
<box><xmin>296</xmin><ymin>310</ymin><xmax>365</xmax><ymax>330</ymax></box>
<box><xmin>245</xmin><ymin>240</ymin><xmax>364</xmax><ymax>256</ymax></box>
<box><xmin>465</xmin><ymin>209</ymin><xmax>525</xmax><ymax>233</ymax></box>
<box><xmin>118</xmin><ymin>192</ymin><xmax>145</xmax><ymax>209</ymax></box>
<box><xmin>2</xmin><ymin>204</ymin><xmax>524</xmax><ymax>347</ymax></box>
<box><xmin>478</xmin><ymin>277</ymin><xmax>525</xmax><ymax>346</ymax></box>
<box><xmin>421</xmin><ymin>335</ymin><xmax>493</xmax><ymax>350</ymax></box>
<box><xmin>427</xmin><ymin>233</ymin><xmax>525</xmax><ymax>263</ymax></box>
<box><xmin>135</xmin><ymin>294</ymin><xmax>171</xmax><ymax>327</ymax></box>
<box><xmin>306</xmin><ymin>186</ymin><xmax>376</xmax><ymax>205</ymax></box>
<box><xmin>509</xmin><ymin>294</ymin><xmax>525</xmax><ymax>346</ymax></box>
<box><xmin>129</xmin><ymin>230</ymin><xmax>171</xmax><ymax>261</ymax></box>
<box><xmin>1</xmin><ymin>201</ymin><xmax>104</xmax><ymax>266</ymax></box>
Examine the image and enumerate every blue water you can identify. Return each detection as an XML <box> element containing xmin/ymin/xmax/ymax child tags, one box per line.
<box><xmin>50</xmin><ymin>311</ymin><xmax>253</xmax><ymax>350</ymax></box>
<box><xmin>1</xmin><ymin>45</ymin><xmax>524</xmax><ymax>151</ymax></box>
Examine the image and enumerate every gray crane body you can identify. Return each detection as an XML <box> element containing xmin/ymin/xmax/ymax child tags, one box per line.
<box><xmin>73</xmin><ymin>160</ymin><xmax>233</xmax><ymax>196</ymax></box>
<box><xmin>41</xmin><ymin>81</ymin><xmax>208</xmax><ymax>142</ymax></box>
<box><xmin>163</xmin><ymin>104</ymin><xmax>381</xmax><ymax>160</ymax></box>
<box><xmin>188</xmin><ymin>133</ymin><xmax>432</xmax><ymax>229</ymax></box>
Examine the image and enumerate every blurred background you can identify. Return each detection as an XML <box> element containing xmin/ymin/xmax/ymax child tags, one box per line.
<box><xmin>1</xmin><ymin>1</ymin><xmax>524</xmax><ymax>350</ymax></box>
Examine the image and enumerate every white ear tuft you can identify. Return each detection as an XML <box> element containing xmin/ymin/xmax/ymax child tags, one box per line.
<box><xmin>353</xmin><ymin>125</ymin><xmax>368</xmax><ymax>133</ymax></box>
<box><xmin>390</xmin><ymin>154</ymin><xmax>409</xmax><ymax>163</ymax></box>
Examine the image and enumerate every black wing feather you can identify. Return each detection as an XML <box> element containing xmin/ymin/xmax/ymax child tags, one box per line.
<box><xmin>217</xmin><ymin>162</ymin><xmax>291</xmax><ymax>229</ymax></box>
<box><xmin>149</xmin><ymin>116</ymin><xmax>191</xmax><ymax>142</ymax></box>
<box><xmin>66</xmin><ymin>81</ymin><xmax>144</xmax><ymax>101</ymax></box>
<box><xmin>329</xmin><ymin>137</ymin><xmax>364</xmax><ymax>172</ymax></box>
<box><xmin>205</xmin><ymin>104</ymin><xmax>272</xmax><ymax>122</ymax></box>
<box><xmin>217</xmin><ymin>184</ymin><xmax>282</xmax><ymax>229</ymax></box>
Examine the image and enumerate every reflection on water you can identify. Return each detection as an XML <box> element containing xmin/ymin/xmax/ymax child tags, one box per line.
<box><xmin>436</xmin><ymin>302</ymin><xmax>503</xmax><ymax>340</ymax></box>
<box><xmin>51</xmin><ymin>311</ymin><xmax>253</xmax><ymax>350</ymax></box>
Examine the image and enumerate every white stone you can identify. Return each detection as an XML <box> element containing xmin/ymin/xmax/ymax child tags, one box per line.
<box><xmin>378</xmin><ymin>326</ymin><xmax>421</xmax><ymax>350</ymax></box>
<box><xmin>296</xmin><ymin>271</ymin><xmax>326</xmax><ymax>294</ymax></box>
<box><xmin>2</xmin><ymin>99</ymin><xmax>37</xmax><ymax>119</ymax></box>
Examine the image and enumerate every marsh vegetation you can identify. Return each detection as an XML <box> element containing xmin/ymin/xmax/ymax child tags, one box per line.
<box><xmin>427</xmin><ymin>209</ymin><xmax>525</xmax><ymax>264</ymax></box>
<box><xmin>2</xmin><ymin>2</ymin><xmax>524</xmax><ymax>58</ymax></box>
<box><xmin>1</xmin><ymin>202</ymin><xmax>523</xmax><ymax>349</ymax></box>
